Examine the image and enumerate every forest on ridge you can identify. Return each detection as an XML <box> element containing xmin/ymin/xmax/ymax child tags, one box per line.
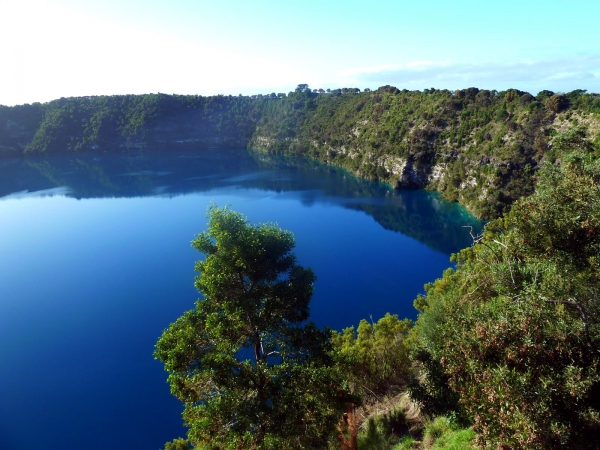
<box><xmin>2</xmin><ymin>85</ymin><xmax>599</xmax><ymax>218</ymax></box>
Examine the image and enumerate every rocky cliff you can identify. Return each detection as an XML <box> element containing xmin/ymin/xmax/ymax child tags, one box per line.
<box><xmin>249</xmin><ymin>87</ymin><xmax>600</xmax><ymax>218</ymax></box>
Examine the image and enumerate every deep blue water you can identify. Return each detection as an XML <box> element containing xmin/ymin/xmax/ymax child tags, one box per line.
<box><xmin>0</xmin><ymin>149</ymin><xmax>483</xmax><ymax>449</ymax></box>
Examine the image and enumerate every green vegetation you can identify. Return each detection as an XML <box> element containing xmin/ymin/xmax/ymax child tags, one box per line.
<box><xmin>332</xmin><ymin>314</ymin><xmax>412</xmax><ymax>399</ymax></box>
<box><xmin>421</xmin><ymin>417</ymin><xmax>475</xmax><ymax>450</ymax></box>
<box><xmin>154</xmin><ymin>206</ymin><xmax>346</xmax><ymax>449</ymax></box>
<box><xmin>164</xmin><ymin>438</ymin><xmax>191</xmax><ymax>450</ymax></box>
<box><xmin>250</xmin><ymin>86</ymin><xmax>600</xmax><ymax>218</ymax></box>
<box><xmin>409</xmin><ymin>135</ymin><xmax>600</xmax><ymax>448</ymax></box>
<box><xmin>157</xmin><ymin>131</ymin><xmax>600</xmax><ymax>449</ymax></box>
<box><xmin>351</xmin><ymin>401</ymin><xmax>475</xmax><ymax>449</ymax></box>
<box><xmin>0</xmin><ymin>93</ymin><xmax>271</xmax><ymax>154</ymax></box>
<box><xmin>2</xmin><ymin>86</ymin><xmax>599</xmax><ymax>219</ymax></box>
<box><xmin>6</xmin><ymin>89</ymin><xmax>597</xmax><ymax>447</ymax></box>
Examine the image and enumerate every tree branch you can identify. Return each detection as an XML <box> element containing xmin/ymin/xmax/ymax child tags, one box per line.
<box><xmin>545</xmin><ymin>298</ymin><xmax>590</xmax><ymax>339</ymax></box>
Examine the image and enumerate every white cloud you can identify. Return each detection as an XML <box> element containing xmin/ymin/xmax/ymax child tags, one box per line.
<box><xmin>338</xmin><ymin>55</ymin><xmax>600</xmax><ymax>94</ymax></box>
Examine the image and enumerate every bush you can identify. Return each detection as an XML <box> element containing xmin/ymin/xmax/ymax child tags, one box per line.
<box><xmin>332</xmin><ymin>314</ymin><xmax>412</xmax><ymax>398</ymax></box>
<box><xmin>164</xmin><ymin>438</ymin><xmax>190</xmax><ymax>450</ymax></box>
<box><xmin>410</xmin><ymin>136</ymin><xmax>600</xmax><ymax>448</ymax></box>
<box><xmin>545</xmin><ymin>94</ymin><xmax>569</xmax><ymax>113</ymax></box>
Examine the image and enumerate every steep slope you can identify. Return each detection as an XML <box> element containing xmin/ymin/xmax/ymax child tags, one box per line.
<box><xmin>250</xmin><ymin>86</ymin><xmax>600</xmax><ymax>218</ymax></box>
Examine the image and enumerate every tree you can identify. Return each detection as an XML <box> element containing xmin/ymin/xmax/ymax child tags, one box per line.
<box><xmin>155</xmin><ymin>206</ymin><xmax>344</xmax><ymax>449</ymax></box>
<box><xmin>545</xmin><ymin>93</ymin><xmax>569</xmax><ymax>113</ymax></box>
<box><xmin>536</xmin><ymin>89</ymin><xmax>555</xmax><ymax>101</ymax></box>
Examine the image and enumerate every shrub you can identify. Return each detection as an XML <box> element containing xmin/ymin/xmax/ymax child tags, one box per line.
<box><xmin>410</xmin><ymin>136</ymin><xmax>600</xmax><ymax>448</ymax></box>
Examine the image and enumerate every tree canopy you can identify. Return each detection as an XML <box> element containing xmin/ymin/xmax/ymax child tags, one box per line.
<box><xmin>154</xmin><ymin>206</ymin><xmax>345</xmax><ymax>449</ymax></box>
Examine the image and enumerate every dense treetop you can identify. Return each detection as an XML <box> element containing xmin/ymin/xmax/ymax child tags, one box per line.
<box><xmin>155</xmin><ymin>206</ymin><xmax>346</xmax><ymax>449</ymax></box>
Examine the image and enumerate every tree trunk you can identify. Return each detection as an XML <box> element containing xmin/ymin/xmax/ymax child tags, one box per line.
<box><xmin>337</xmin><ymin>403</ymin><xmax>358</xmax><ymax>450</ymax></box>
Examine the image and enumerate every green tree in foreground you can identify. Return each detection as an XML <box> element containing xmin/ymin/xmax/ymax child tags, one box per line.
<box><xmin>410</xmin><ymin>139</ymin><xmax>600</xmax><ymax>448</ymax></box>
<box><xmin>155</xmin><ymin>206</ymin><xmax>344</xmax><ymax>449</ymax></box>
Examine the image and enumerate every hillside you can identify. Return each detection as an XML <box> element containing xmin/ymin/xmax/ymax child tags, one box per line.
<box><xmin>2</xmin><ymin>87</ymin><xmax>599</xmax><ymax>219</ymax></box>
<box><xmin>0</xmin><ymin>93</ymin><xmax>268</xmax><ymax>155</ymax></box>
<box><xmin>249</xmin><ymin>86</ymin><xmax>600</xmax><ymax>218</ymax></box>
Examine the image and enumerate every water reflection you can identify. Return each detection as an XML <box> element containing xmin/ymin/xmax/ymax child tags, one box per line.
<box><xmin>0</xmin><ymin>148</ymin><xmax>486</xmax><ymax>450</ymax></box>
<box><xmin>0</xmin><ymin>148</ymin><xmax>483</xmax><ymax>254</ymax></box>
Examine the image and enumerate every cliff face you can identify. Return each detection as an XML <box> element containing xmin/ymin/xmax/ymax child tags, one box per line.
<box><xmin>2</xmin><ymin>88</ymin><xmax>599</xmax><ymax>219</ymax></box>
<box><xmin>249</xmin><ymin>87</ymin><xmax>600</xmax><ymax>218</ymax></box>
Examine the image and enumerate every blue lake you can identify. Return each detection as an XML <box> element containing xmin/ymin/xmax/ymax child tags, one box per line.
<box><xmin>0</xmin><ymin>149</ymin><xmax>483</xmax><ymax>449</ymax></box>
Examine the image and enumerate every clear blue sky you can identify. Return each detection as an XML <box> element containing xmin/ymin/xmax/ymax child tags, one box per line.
<box><xmin>1</xmin><ymin>0</ymin><xmax>599</xmax><ymax>105</ymax></box>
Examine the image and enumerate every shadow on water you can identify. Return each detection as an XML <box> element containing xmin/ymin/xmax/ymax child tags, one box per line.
<box><xmin>0</xmin><ymin>148</ymin><xmax>484</xmax><ymax>254</ymax></box>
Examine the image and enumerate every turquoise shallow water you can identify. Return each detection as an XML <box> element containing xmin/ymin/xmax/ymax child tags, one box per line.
<box><xmin>0</xmin><ymin>149</ymin><xmax>483</xmax><ymax>449</ymax></box>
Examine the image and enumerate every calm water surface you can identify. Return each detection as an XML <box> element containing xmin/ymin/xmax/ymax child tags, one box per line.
<box><xmin>0</xmin><ymin>149</ymin><xmax>483</xmax><ymax>449</ymax></box>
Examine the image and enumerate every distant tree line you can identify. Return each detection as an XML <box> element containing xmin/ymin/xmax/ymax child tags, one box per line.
<box><xmin>1</xmin><ymin>85</ymin><xmax>599</xmax><ymax>219</ymax></box>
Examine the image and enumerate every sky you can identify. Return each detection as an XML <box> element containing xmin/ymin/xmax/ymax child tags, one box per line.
<box><xmin>0</xmin><ymin>0</ymin><xmax>599</xmax><ymax>106</ymax></box>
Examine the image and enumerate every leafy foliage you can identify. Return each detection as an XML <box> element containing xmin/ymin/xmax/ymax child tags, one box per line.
<box><xmin>409</xmin><ymin>135</ymin><xmax>600</xmax><ymax>448</ymax></box>
<box><xmin>251</xmin><ymin>87</ymin><xmax>600</xmax><ymax>219</ymax></box>
<box><xmin>154</xmin><ymin>206</ymin><xmax>345</xmax><ymax>449</ymax></box>
<box><xmin>2</xmin><ymin>94</ymin><xmax>272</xmax><ymax>154</ymax></box>
<box><xmin>332</xmin><ymin>314</ymin><xmax>412</xmax><ymax>398</ymax></box>
<box><xmin>164</xmin><ymin>438</ymin><xmax>191</xmax><ymax>450</ymax></box>
<box><xmin>406</xmin><ymin>346</ymin><xmax>465</xmax><ymax>425</ymax></box>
